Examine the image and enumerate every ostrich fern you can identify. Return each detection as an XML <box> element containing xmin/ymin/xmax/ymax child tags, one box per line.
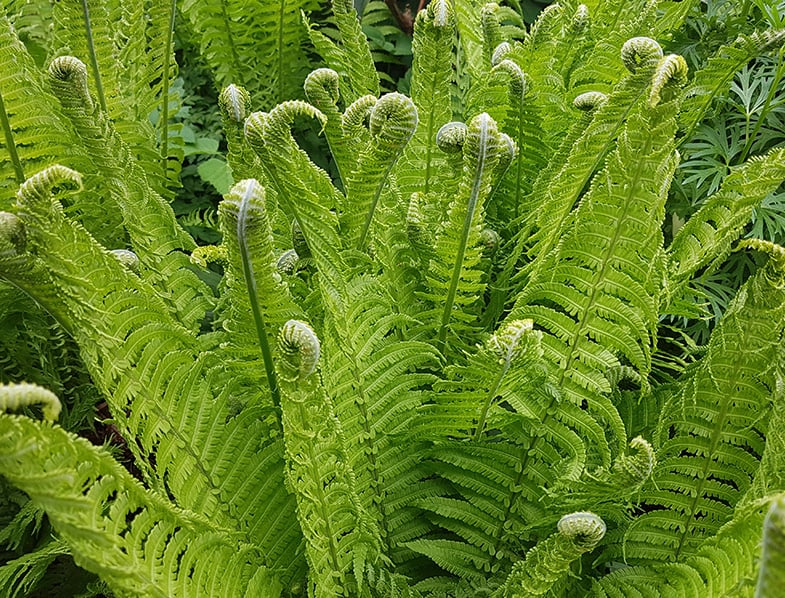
<box><xmin>1</xmin><ymin>0</ymin><xmax>785</xmax><ymax>596</ymax></box>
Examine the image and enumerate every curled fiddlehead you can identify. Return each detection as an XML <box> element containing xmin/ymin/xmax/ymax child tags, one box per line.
<box><xmin>495</xmin><ymin>512</ymin><xmax>606</xmax><ymax>597</ymax></box>
<box><xmin>621</xmin><ymin>37</ymin><xmax>664</xmax><ymax>73</ymax></box>
<box><xmin>276</xmin><ymin>249</ymin><xmax>299</xmax><ymax>275</ymax></box>
<box><xmin>48</xmin><ymin>56</ymin><xmax>94</xmax><ymax>112</ymax></box>
<box><xmin>304</xmin><ymin>67</ymin><xmax>341</xmax><ymax>110</ymax></box>
<box><xmin>219</xmin><ymin>84</ymin><xmax>252</xmax><ymax>124</ymax></box>
<box><xmin>0</xmin><ymin>212</ymin><xmax>25</xmax><ymax>258</ymax></box>
<box><xmin>481</xmin><ymin>3</ymin><xmax>502</xmax><ymax>67</ymax></box>
<box><xmin>16</xmin><ymin>164</ymin><xmax>82</xmax><ymax>209</ymax></box>
<box><xmin>347</xmin><ymin>93</ymin><xmax>418</xmax><ymax>250</ymax></box>
<box><xmin>436</xmin><ymin>121</ymin><xmax>468</xmax><ymax>153</ymax></box>
<box><xmin>571</xmin><ymin>4</ymin><xmax>590</xmax><ymax>35</ymax></box>
<box><xmin>649</xmin><ymin>54</ymin><xmax>689</xmax><ymax>107</ymax></box>
<box><xmin>0</xmin><ymin>382</ymin><xmax>61</xmax><ymax>421</ymax></box>
<box><xmin>277</xmin><ymin>319</ymin><xmax>320</xmax><ymax>382</ymax></box>
<box><xmin>109</xmin><ymin>249</ymin><xmax>140</xmax><ymax>274</ymax></box>
<box><xmin>573</xmin><ymin>91</ymin><xmax>608</xmax><ymax>111</ymax></box>
<box><xmin>368</xmin><ymin>92</ymin><xmax>418</xmax><ymax>154</ymax></box>
<box><xmin>342</xmin><ymin>94</ymin><xmax>378</xmax><ymax>138</ymax></box>
<box><xmin>492</xmin><ymin>41</ymin><xmax>512</xmax><ymax>66</ymax></box>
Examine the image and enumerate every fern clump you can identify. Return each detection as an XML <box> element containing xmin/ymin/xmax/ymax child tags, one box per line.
<box><xmin>1</xmin><ymin>0</ymin><xmax>785</xmax><ymax>596</ymax></box>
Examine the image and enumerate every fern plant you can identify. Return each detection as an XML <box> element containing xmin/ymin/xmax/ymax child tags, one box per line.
<box><xmin>1</xmin><ymin>0</ymin><xmax>785</xmax><ymax>596</ymax></box>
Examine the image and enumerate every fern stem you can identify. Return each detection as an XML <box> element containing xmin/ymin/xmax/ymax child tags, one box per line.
<box><xmin>80</xmin><ymin>0</ymin><xmax>107</xmax><ymax>114</ymax></box>
<box><xmin>159</xmin><ymin>0</ymin><xmax>177</xmax><ymax>173</ymax></box>
<box><xmin>237</xmin><ymin>186</ymin><xmax>281</xmax><ymax>407</ymax></box>
<box><xmin>472</xmin><ymin>363</ymin><xmax>508</xmax><ymax>442</ymax></box>
<box><xmin>437</xmin><ymin>119</ymin><xmax>489</xmax><ymax>352</ymax></box>
<box><xmin>356</xmin><ymin>160</ymin><xmax>396</xmax><ymax>251</ymax></box>
<box><xmin>277</xmin><ymin>0</ymin><xmax>285</xmax><ymax>104</ymax></box>
<box><xmin>0</xmin><ymin>84</ymin><xmax>24</xmax><ymax>184</ymax></box>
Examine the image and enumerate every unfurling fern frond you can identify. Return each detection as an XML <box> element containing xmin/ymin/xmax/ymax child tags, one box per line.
<box><xmin>421</xmin><ymin>112</ymin><xmax>515</xmax><ymax>356</ymax></box>
<box><xmin>0</xmin><ymin>385</ymin><xmax>282</xmax><ymax>598</ymax></box>
<box><xmin>218</xmin><ymin>179</ymin><xmax>305</xmax><ymax>406</ymax></box>
<box><xmin>495</xmin><ymin>512</ymin><xmax>606</xmax><ymax>598</ymax></box>
<box><xmin>276</xmin><ymin>320</ymin><xmax>380</xmax><ymax>597</ymax></box>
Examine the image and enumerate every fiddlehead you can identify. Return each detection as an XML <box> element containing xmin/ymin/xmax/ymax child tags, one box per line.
<box><xmin>278</xmin><ymin>319</ymin><xmax>320</xmax><ymax>382</ymax></box>
<box><xmin>16</xmin><ymin>164</ymin><xmax>82</xmax><ymax>209</ymax></box>
<box><xmin>495</xmin><ymin>512</ymin><xmax>606</xmax><ymax>597</ymax></box>
<box><xmin>109</xmin><ymin>249</ymin><xmax>140</xmax><ymax>275</ymax></box>
<box><xmin>276</xmin><ymin>319</ymin><xmax>379</xmax><ymax>596</ymax></box>
<box><xmin>347</xmin><ymin>92</ymin><xmax>418</xmax><ymax>250</ymax></box>
<box><xmin>47</xmin><ymin>55</ymin><xmax>94</xmax><ymax>112</ymax></box>
<box><xmin>0</xmin><ymin>212</ymin><xmax>26</xmax><ymax>258</ymax></box>
<box><xmin>219</xmin><ymin>84</ymin><xmax>260</xmax><ymax>182</ymax></box>
<box><xmin>649</xmin><ymin>54</ymin><xmax>688</xmax><ymax>107</ymax></box>
<box><xmin>219</xmin><ymin>179</ymin><xmax>287</xmax><ymax>406</ymax></box>
<box><xmin>621</xmin><ymin>37</ymin><xmax>664</xmax><ymax>73</ymax></box>
<box><xmin>0</xmin><ymin>382</ymin><xmax>61</xmax><ymax>421</ymax></box>
<box><xmin>572</xmin><ymin>91</ymin><xmax>608</xmax><ymax>111</ymax></box>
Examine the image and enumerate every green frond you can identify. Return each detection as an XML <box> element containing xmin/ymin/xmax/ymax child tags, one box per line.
<box><xmin>47</xmin><ymin>56</ymin><xmax>212</xmax><ymax>333</ymax></box>
<box><xmin>218</xmin><ymin>84</ymin><xmax>259</xmax><ymax>182</ymax></box>
<box><xmin>51</xmin><ymin>0</ymin><xmax>172</xmax><ymax>195</ymax></box>
<box><xmin>509</xmin><ymin>58</ymin><xmax>685</xmax><ymax>462</ymax></box>
<box><xmin>0</xmin><ymin>166</ymin><xmax>305</xmax><ymax>581</ymax></box>
<box><xmin>329</xmin><ymin>0</ymin><xmax>380</xmax><ymax>102</ymax></box>
<box><xmin>620</xmin><ymin>251</ymin><xmax>785</xmax><ymax>565</ymax></box>
<box><xmin>420</xmin><ymin>112</ymin><xmax>514</xmax><ymax>356</ymax></box>
<box><xmin>218</xmin><ymin>179</ymin><xmax>306</xmax><ymax>406</ymax></box>
<box><xmin>0</xmin><ymin>18</ymin><xmax>79</xmax><ymax>209</ymax></box>
<box><xmin>679</xmin><ymin>29</ymin><xmax>785</xmax><ymax>143</ymax></box>
<box><xmin>276</xmin><ymin>320</ymin><xmax>380</xmax><ymax>597</ymax></box>
<box><xmin>343</xmin><ymin>92</ymin><xmax>417</xmax><ymax>251</ymax></box>
<box><xmin>181</xmin><ymin>0</ymin><xmax>319</xmax><ymax>109</ymax></box>
<box><xmin>396</xmin><ymin>0</ymin><xmax>454</xmax><ymax>199</ymax></box>
<box><xmin>319</xmin><ymin>276</ymin><xmax>439</xmax><ymax>558</ymax></box>
<box><xmin>593</xmin><ymin>497</ymin><xmax>780</xmax><ymax>597</ymax></box>
<box><xmin>666</xmin><ymin>146</ymin><xmax>785</xmax><ymax>301</ymax></box>
<box><xmin>0</xmin><ymin>398</ymin><xmax>282</xmax><ymax>597</ymax></box>
<box><xmin>496</xmin><ymin>512</ymin><xmax>606</xmax><ymax>598</ymax></box>
<box><xmin>245</xmin><ymin>101</ymin><xmax>347</xmax><ymax>295</ymax></box>
<box><xmin>0</xmin><ymin>382</ymin><xmax>60</xmax><ymax>421</ymax></box>
<box><xmin>304</xmin><ymin>68</ymin><xmax>355</xmax><ymax>187</ymax></box>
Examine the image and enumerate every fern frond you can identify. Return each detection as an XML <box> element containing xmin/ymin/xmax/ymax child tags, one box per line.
<box><xmin>181</xmin><ymin>0</ymin><xmax>319</xmax><ymax>109</ymax></box>
<box><xmin>620</xmin><ymin>247</ymin><xmax>785</xmax><ymax>565</ymax></box>
<box><xmin>420</xmin><ymin>113</ymin><xmax>514</xmax><ymax>355</ymax></box>
<box><xmin>506</xmin><ymin>36</ymin><xmax>666</xmax><ymax>285</ymax></box>
<box><xmin>0</xmin><ymin>395</ymin><xmax>282</xmax><ymax>597</ymax></box>
<box><xmin>277</xmin><ymin>320</ymin><xmax>380</xmax><ymax>597</ymax></box>
<box><xmin>0</xmin><ymin>166</ymin><xmax>305</xmax><ymax>581</ymax></box>
<box><xmin>679</xmin><ymin>29</ymin><xmax>785</xmax><ymax>144</ymax></box>
<box><xmin>0</xmin><ymin>18</ymin><xmax>78</xmax><ymax>209</ymax></box>
<box><xmin>245</xmin><ymin>101</ymin><xmax>346</xmax><ymax>294</ymax></box>
<box><xmin>396</xmin><ymin>0</ymin><xmax>454</xmax><ymax>198</ymax></box>
<box><xmin>218</xmin><ymin>84</ymin><xmax>258</xmax><ymax>182</ymax></box>
<box><xmin>218</xmin><ymin>179</ymin><xmax>305</xmax><ymax>406</ymax></box>
<box><xmin>495</xmin><ymin>512</ymin><xmax>606</xmax><ymax>598</ymax></box>
<box><xmin>343</xmin><ymin>92</ymin><xmax>417</xmax><ymax>251</ymax></box>
<box><xmin>47</xmin><ymin>56</ymin><xmax>212</xmax><ymax>333</ymax></box>
<box><xmin>510</xmin><ymin>52</ymin><xmax>685</xmax><ymax>460</ymax></box>
<box><xmin>666</xmin><ymin>146</ymin><xmax>785</xmax><ymax>302</ymax></box>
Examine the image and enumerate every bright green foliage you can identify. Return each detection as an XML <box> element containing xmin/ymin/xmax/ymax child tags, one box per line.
<box><xmin>180</xmin><ymin>0</ymin><xmax>320</xmax><ymax>109</ymax></box>
<box><xmin>496</xmin><ymin>512</ymin><xmax>606</xmax><ymax>597</ymax></box>
<box><xmin>2</xmin><ymin>0</ymin><xmax>785</xmax><ymax>596</ymax></box>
